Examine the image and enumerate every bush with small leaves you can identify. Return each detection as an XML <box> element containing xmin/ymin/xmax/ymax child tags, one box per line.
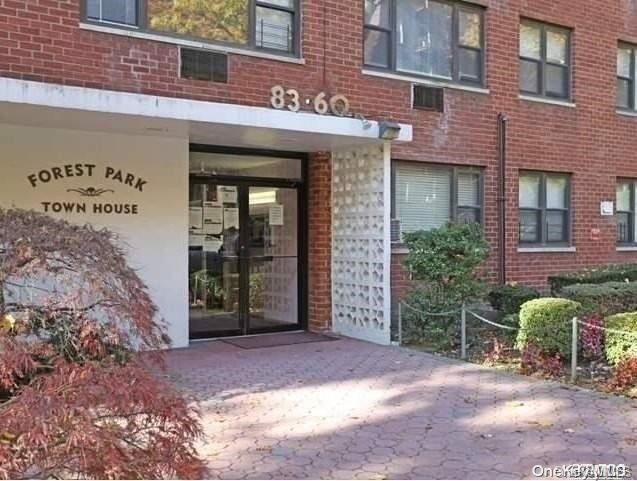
<box><xmin>560</xmin><ymin>282</ymin><xmax>637</xmax><ymax>318</ymax></box>
<box><xmin>605</xmin><ymin>312</ymin><xmax>637</xmax><ymax>366</ymax></box>
<box><xmin>401</xmin><ymin>222</ymin><xmax>489</xmax><ymax>348</ymax></box>
<box><xmin>515</xmin><ymin>298</ymin><xmax>581</xmax><ymax>358</ymax></box>
<box><xmin>549</xmin><ymin>263</ymin><xmax>637</xmax><ymax>294</ymax></box>
<box><xmin>488</xmin><ymin>283</ymin><xmax>540</xmax><ymax>316</ymax></box>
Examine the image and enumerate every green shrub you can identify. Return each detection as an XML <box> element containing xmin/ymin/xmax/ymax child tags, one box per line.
<box><xmin>560</xmin><ymin>282</ymin><xmax>637</xmax><ymax>317</ymax></box>
<box><xmin>488</xmin><ymin>283</ymin><xmax>540</xmax><ymax>315</ymax></box>
<box><xmin>401</xmin><ymin>285</ymin><xmax>460</xmax><ymax>349</ymax></box>
<box><xmin>548</xmin><ymin>264</ymin><xmax>637</xmax><ymax>294</ymax></box>
<box><xmin>402</xmin><ymin>222</ymin><xmax>489</xmax><ymax>349</ymax></box>
<box><xmin>515</xmin><ymin>298</ymin><xmax>581</xmax><ymax>357</ymax></box>
<box><xmin>403</xmin><ymin>222</ymin><xmax>490</xmax><ymax>305</ymax></box>
<box><xmin>605</xmin><ymin>312</ymin><xmax>637</xmax><ymax>365</ymax></box>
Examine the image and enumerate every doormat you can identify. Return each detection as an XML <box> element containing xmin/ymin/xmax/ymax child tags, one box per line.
<box><xmin>222</xmin><ymin>332</ymin><xmax>339</xmax><ymax>350</ymax></box>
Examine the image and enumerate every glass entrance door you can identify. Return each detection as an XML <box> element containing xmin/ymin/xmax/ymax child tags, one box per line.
<box><xmin>189</xmin><ymin>182</ymin><xmax>241</xmax><ymax>337</ymax></box>
<box><xmin>189</xmin><ymin>181</ymin><xmax>301</xmax><ymax>338</ymax></box>
<box><xmin>247</xmin><ymin>186</ymin><xmax>299</xmax><ymax>332</ymax></box>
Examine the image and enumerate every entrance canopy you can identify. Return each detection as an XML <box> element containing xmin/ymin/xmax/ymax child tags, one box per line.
<box><xmin>0</xmin><ymin>78</ymin><xmax>412</xmax><ymax>152</ymax></box>
<box><xmin>0</xmin><ymin>77</ymin><xmax>412</xmax><ymax>347</ymax></box>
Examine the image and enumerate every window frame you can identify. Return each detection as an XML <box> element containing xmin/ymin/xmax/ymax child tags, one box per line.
<box><xmin>616</xmin><ymin>179</ymin><xmax>636</xmax><ymax>245</ymax></box>
<box><xmin>363</xmin><ymin>0</ymin><xmax>486</xmax><ymax>87</ymax></box>
<box><xmin>391</xmin><ymin>161</ymin><xmax>484</xmax><ymax>243</ymax></box>
<box><xmin>518</xmin><ymin>170</ymin><xmax>572</xmax><ymax>247</ymax></box>
<box><xmin>81</xmin><ymin>0</ymin><xmax>301</xmax><ymax>57</ymax></box>
<box><xmin>617</xmin><ymin>43</ymin><xmax>636</xmax><ymax>111</ymax></box>
<box><xmin>519</xmin><ymin>18</ymin><xmax>572</xmax><ymax>100</ymax></box>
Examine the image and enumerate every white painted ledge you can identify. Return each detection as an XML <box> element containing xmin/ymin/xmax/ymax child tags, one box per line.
<box><xmin>0</xmin><ymin>78</ymin><xmax>413</xmax><ymax>143</ymax></box>
<box><xmin>616</xmin><ymin>246</ymin><xmax>637</xmax><ymax>252</ymax></box>
<box><xmin>519</xmin><ymin>95</ymin><xmax>576</xmax><ymax>108</ymax></box>
<box><xmin>617</xmin><ymin>109</ymin><xmax>637</xmax><ymax>118</ymax></box>
<box><xmin>517</xmin><ymin>246</ymin><xmax>577</xmax><ymax>253</ymax></box>
<box><xmin>79</xmin><ymin>22</ymin><xmax>306</xmax><ymax>65</ymax></box>
<box><xmin>362</xmin><ymin>69</ymin><xmax>490</xmax><ymax>95</ymax></box>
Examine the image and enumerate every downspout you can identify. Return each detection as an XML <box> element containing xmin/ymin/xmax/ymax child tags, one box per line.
<box><xmin>497</xmin><ymin>113</ymin><xmax>508</xmax><ymax>285</ymax></box>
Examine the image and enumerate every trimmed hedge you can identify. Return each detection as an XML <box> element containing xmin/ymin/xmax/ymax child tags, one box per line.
<box><xmin>516</xmin><ymin>298</ymin><xmax>581</xmax><ymax>357</ymax></box>
<box><xmin>549</xmin><ymin>264</ymin><xmax>637</xmax><ymax>294</ymax></box>
<box><xmin>488</xmin><ymin>283</ymin><xmax>540</xmax><ymax>316</ymax></box>
<box><xmin>560</xmin><ymin>282</ymin><xmax>637</xmax><ymax>317</ymax></box>
<box><xmin>605</xmin><ymin>312</ymin><xmax>637</xmax><ymax>365</ymax></box>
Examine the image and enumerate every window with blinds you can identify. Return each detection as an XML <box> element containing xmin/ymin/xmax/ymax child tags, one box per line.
<box><xmin>392</xmin><ymin>162</ymin><xmax>483</xmax><ymax>242</ymax></box>
<box><xmin>518</xmin><ymin>170</ymin><xmax>571</xmax><ymax>246</ymax></box>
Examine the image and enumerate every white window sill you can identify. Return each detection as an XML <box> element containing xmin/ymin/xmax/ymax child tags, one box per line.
<box><xmin>616</xmin><ymin>246</ymin><xmax>637</xmax><ymax>252</ymax></box>
<box><xmin>519</xmin><ymin>94</ymin><xmax>576</xmax><ymax>108</ymax></box>
<box><xmin>362</xmin><ymin>69</ymin><xmax>490</xmax><ymax>95</ymax></box>
<box><xmin>617</xmin><ymin>109</ymin><xmax>637</xmax><ymax>118</ymax></box>
<box><xmin>79</xmin><ymin>22</ymin><xmax>306</xmax><ymax>65</ymax></box>
<box><xmin>391</xmin><ymin>245</ymin><xmax>409</xmax><ymax>255</ymax></box>
<box><xmin>517</xmin><ymin>246</ymin><xmax>577</xmax><ymax>253</ymax></box>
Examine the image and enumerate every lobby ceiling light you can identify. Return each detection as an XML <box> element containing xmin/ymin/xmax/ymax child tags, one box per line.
<box><xmin>249</xmin><ymin>190</ymin><xmax>277</xmax><ymax>205</ymax></box>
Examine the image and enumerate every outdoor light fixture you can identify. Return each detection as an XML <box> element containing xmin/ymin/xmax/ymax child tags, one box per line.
<box><xmin>378</xmin><ymin>121</ymin><xmax>402</xmax><ymax>140</ymax></box>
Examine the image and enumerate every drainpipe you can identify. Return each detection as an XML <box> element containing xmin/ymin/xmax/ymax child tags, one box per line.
<box><xmin>497</xmin><ymin>113</ymin><xmax>508</xmax><ymax>285</ymax></box>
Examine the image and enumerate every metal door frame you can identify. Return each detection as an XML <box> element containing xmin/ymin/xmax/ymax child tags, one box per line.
<box><xmin>188</xmin><ymin>146</ymin><xmax>308</xmax><ymax>339</ymax></box>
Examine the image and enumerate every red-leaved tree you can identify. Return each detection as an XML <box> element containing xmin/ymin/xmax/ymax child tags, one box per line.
<box><xmin>0</xmin><ymin>208</ymin><xmax>206</xmax><ymax>479</ymax></box>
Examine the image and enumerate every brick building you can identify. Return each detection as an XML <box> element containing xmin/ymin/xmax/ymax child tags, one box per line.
<box><xmin>1</xmin><ymin>0</ymin><xmax>637</xmax><ymax>347</ymax></box>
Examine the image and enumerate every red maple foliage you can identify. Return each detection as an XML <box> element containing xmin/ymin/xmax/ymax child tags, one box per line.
<box><xmin>609</xmin><ymin>356</ymin><xmax>637</xmax><ymax>392</ymax></box>
<box><xmin>520</xmin><ymin>343</ymin><xmax>563</xmax><ymax>377</ymax></box>
<box><xmin>0</xmin><ymin>208</ymin><xmax>206</xmax><ymax>479</ymax></box>
<box><xmin>580</xmin><ymin>314</ymin><xmax>605</xmax><ymax>360</ymax></box>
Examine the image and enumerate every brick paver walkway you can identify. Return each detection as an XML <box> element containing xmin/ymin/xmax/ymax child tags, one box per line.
<box><xmin>165</xmin><ymin>337</ymin><xmax>637</xmax><ymax>479</ymax></box>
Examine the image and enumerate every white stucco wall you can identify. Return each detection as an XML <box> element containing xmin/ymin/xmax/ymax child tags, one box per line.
<box><xmin>0</xmin><ymin>123</ymin><xmax>190</xmax><ymax>348</ymax></box>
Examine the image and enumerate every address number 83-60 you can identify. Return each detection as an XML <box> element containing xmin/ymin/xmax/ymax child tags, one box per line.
<box><xmin>270</xmin><ymin>85</ymin><xmax>350</xmax><ymax>117</ymax></box>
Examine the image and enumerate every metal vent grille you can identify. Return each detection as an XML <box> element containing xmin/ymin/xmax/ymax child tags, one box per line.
<box><xmin>390</xmin><ymin>219</ymin><xmax>402</xmax><ymax>243</ymax></box>
<box><xmin>180</xmin><ymin>48</ymin><xmax>228</xmax><ymax>83</ymax></box>
<box><xmin>412</xmin><ymin>84</ymin><xmax>444</xmax><ymax>112</ymax></box>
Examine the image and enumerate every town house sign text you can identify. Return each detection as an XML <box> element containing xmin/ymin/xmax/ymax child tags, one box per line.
<box><xmin>27</xmin><ymin>163</ymin><xmax>147</xmax><ymax>215</ymax></box>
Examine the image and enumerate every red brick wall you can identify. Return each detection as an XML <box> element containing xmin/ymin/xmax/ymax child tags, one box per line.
<box><xmin>3</xmin><ymin>0</ymin><xmax>637</xmax><ymax>294</ymax></box>
<box><xmin>307</xmin><ymin>152</ymin><xmax>331</xmax><ymax>331</ymax></box>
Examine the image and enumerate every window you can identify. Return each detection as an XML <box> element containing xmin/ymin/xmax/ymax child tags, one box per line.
<box><xmin>392</xmin><ymin>162</ymin><xmax>483</xmax><ymax>241</ymax></box>
<box><xmin>617</xmin><ymin>44</ymin><xmax>636</xmax><ymax>110</ymax></box>
<box><xmin>519</xmin><ymin>20</ymin><xmax>571</xmax><ymax>99</ymax></box>
<box><xmin>85</xmin><ymin>0</ymin><xmax>298</xmax><ymax>54</ymax></box>
<box><xmin>364</xmin><ymin>0</ymin><xmax>484</xmax><ymax>86</ymax></box>
<box><xmin>87</xmin><ymin>0</ymin><xmax>137</xmax><ymax>25</ymax></box>
<box><xmin>519</xmin><ymin>171</ymin><xmax>570</xmax><ymax>245</ymax></box>
<box><xmin>617</xmin><ymin>180</ymin><xmax>636</xmax><ymax>244</ymax></box>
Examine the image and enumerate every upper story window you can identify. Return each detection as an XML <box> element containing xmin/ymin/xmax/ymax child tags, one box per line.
<box><xmin>519</xmin><ymin>171</ymin><xmax>571</xmax><ymax>246</ymax></box>
<box><xmin>519</xmin><ymin>19</ymin><xmax>571</xmax><ymax>100</ymax></box>
<box><xmin>617</xmin><ymin>43</ymin><xmax>636</xmax><ymax>110</ymax></box>
<box><xmin>364</xmin><ymin>0</ymin><xmax>485</xmax><ymax>86</ymax></box>
<box><xmin>85</xmin><ymin>0</ymin><xmax>298</xmax><ymax>54</ymax></box>
<box><xmin>392</xmin><ymin>161</ymin><xmax>483</xmax><ymax>242</ymax></box>
<box><xmin>87</xmin><ymin>0</ymin><xmax>137</xmax><ymax>25</ymax></box>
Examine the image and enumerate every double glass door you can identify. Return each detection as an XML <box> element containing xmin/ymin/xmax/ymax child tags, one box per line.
<box><xmin>188</xmin><ymin>180</ymin><xmax>301</xmax><ymax>338</ymax></box>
